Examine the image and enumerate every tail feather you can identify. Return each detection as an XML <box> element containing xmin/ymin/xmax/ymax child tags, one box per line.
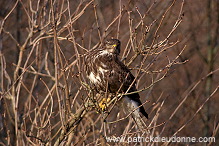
<box><xmin>139</xmin><ymin>102</ymin><xmax>148</xmax><ymax>119</ymax></box>
<box><xmin>122</xmin><ymin>95</ymin><xmax>149</xmax><ymax>133</ymax></box>
<box><xmin>125</xmin><ymin>94</ymin><xmax>148</xmax><ymax>119</ymax></box>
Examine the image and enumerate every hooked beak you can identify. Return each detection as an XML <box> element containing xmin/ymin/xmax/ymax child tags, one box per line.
<box><xmin>112</xmin><ymin>44</ymin><xmax>117</xmax><ymax>47</ymax></box>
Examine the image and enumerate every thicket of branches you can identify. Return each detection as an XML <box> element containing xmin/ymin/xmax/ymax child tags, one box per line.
<box><xmin>0</xmin><ymin>0</ymin><xmax>218</xmax><ymax>145</ymax></box>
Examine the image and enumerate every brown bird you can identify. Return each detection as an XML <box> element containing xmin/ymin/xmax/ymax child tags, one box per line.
<box><xmin>84</xmin><ymin>39</ymin><xmax>148</xmax><ymax>120</ymax></box>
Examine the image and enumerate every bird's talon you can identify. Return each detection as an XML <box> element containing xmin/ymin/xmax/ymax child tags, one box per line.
<box><xmin>99</xmin><ymin>97</ymin><xmax>111</xmax><ymax>111</ymax></box>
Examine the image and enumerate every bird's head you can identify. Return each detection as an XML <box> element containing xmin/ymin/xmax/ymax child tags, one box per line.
<box><xmin>104</xmin><ymin>39</ymin><xmax>121</xmax><ymax>55</ymax></box>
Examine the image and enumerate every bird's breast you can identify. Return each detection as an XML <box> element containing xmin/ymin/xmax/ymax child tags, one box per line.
<box><xmin>88</xmin><ymin>72</ymin><xmax>101</xmax><ymax>84</ymax></box>
<box><xmin>98</xmin><ymin>66</ymin><xmax>108</xmax><ymax>75</ymax></box>
<box><xmin>88</xmin><ymin>66</ymin><xmax>109</xmax><ymax>84</ymax></box>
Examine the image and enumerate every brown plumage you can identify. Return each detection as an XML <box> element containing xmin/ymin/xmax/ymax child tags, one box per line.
<box><xmin>84</xmin><ymin>39</ymin><xmax>148</xmax><ymax>119</ymax></box>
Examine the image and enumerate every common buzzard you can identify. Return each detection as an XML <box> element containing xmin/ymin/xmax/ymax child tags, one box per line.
<box><xmin>84</xmin><ymin>39</ymin><xmax>148</xmax><ymax>119</ymax></box>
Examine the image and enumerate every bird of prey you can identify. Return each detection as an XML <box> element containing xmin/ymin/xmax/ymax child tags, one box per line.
<box><xmin>84</xmin><ymin>39</ymin><xmax>148</xmax><ymax>120</ymax></box>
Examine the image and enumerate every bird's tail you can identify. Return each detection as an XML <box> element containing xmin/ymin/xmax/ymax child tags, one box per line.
<box><xmin>124</xmin><ymin>94</ymin><xmax>148</xmax><ymax>118</ymax></box>
<box><xmin>122</xmin><ymin>95</ymin><xmax>149</xmax><ymax>131</ymax></box>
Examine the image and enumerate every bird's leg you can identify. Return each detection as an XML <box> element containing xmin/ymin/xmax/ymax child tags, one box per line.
<box><xmin>98</xmin><ymin>82</ymin><xmax>111</xmax><ymax>111</ymax></box>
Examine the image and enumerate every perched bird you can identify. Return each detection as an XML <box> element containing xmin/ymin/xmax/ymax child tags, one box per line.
<box><xmin>84</xmin><ymin>39</ymin><xmax>148</xmax><ymax>121</ymax></box>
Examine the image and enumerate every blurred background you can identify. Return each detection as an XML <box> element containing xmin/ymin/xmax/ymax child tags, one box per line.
<box><xmin>0</xmin><ymin>0</ymin><xmax>218</xmax><ymax>145</ymax></box>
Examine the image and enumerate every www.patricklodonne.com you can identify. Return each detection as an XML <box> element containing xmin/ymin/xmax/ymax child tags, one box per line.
<box><xmin>106</xmin><ymin>136</ymin><xmax>215</xmax><ymax>143</ymax></box>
